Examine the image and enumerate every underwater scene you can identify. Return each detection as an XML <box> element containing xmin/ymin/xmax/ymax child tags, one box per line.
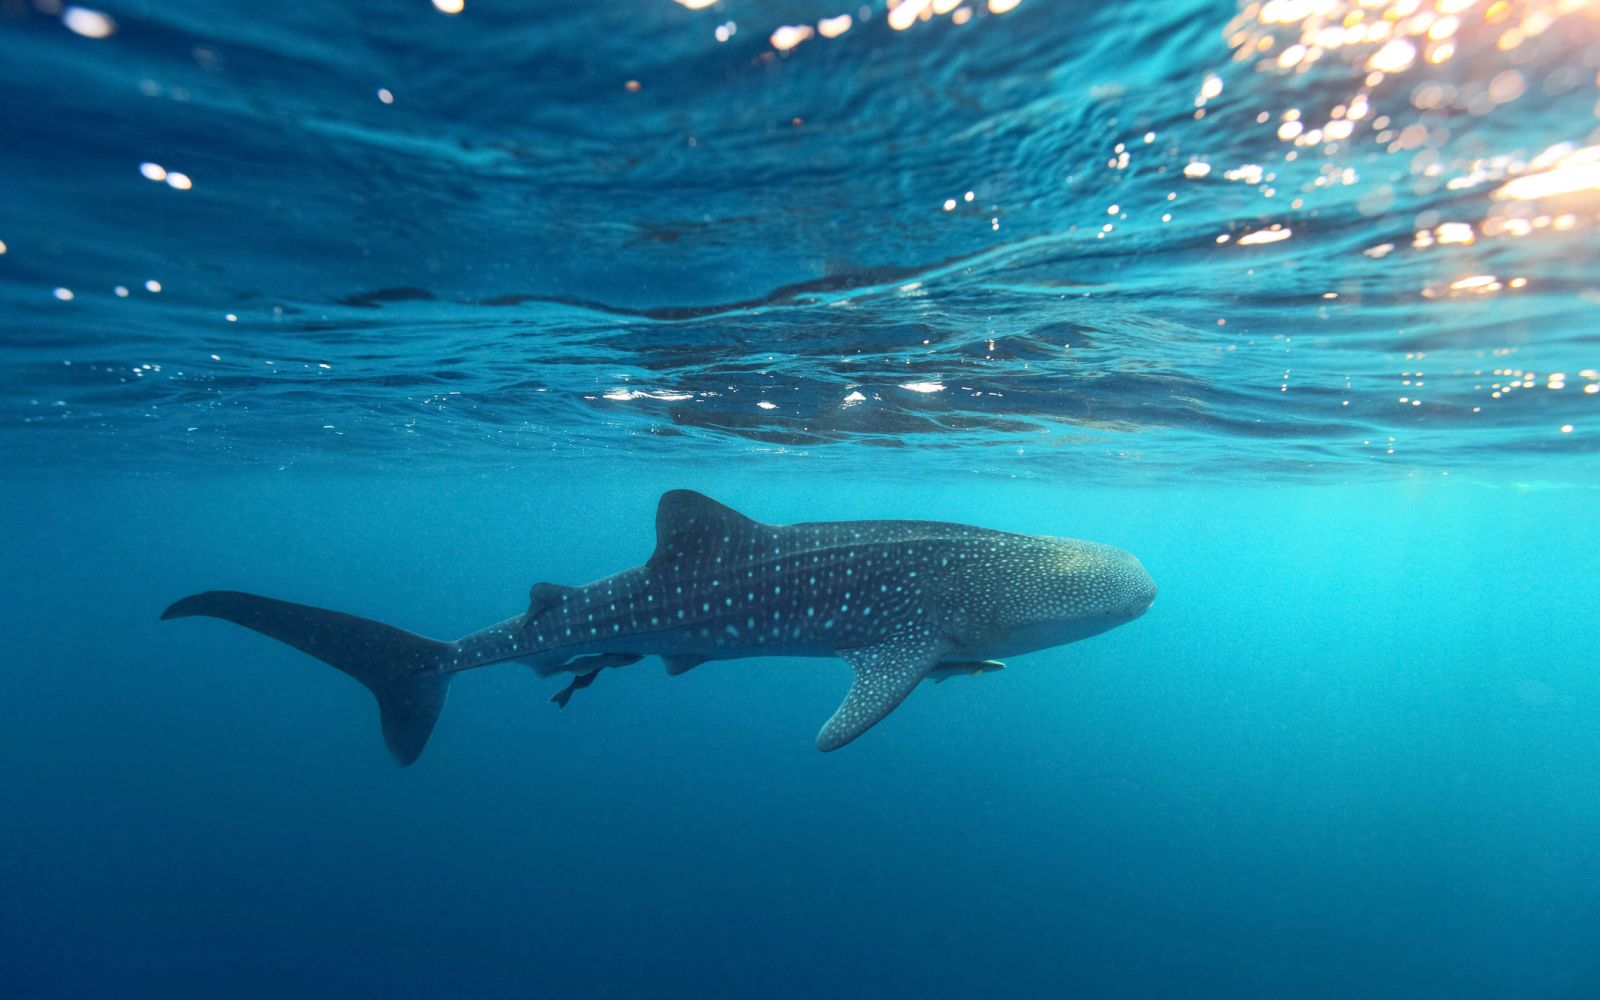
<box><xmin>2</xmin><ymin>0</ymin><xmax>1598</xmax><ymax>996</ymax></box>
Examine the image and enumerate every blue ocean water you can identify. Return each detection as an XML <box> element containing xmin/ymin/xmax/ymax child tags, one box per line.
<box><xmin>3</xmin><ymin>0</ymin><xmax>1599</xmax><ymax>997</ymax></box>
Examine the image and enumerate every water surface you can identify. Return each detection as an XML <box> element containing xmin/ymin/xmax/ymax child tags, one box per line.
<box><xmin>2</xmin><ymin>2</ymin><xmax>1598</xmax><ymax>997</ymax></box>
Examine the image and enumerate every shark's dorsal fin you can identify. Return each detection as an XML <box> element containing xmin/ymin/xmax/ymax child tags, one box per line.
<box><xmin>817</xmin><ymin>632</ymin><xmax>946</xmax><ymax>751</ymax></box>
<box><xmin>650</xmin><ymin>490</ymin><xmax>759</xmax><ymax>567</ymax></box>
<box><xmin>527</xmin><ymin>581</ymin><xmax>579</xmax><ymax>619</ymax></box>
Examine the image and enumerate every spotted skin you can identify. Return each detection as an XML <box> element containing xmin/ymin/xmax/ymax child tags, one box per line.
<box><xmin>822</xmin><ymin>632</ymin><xmax>948</xmax><ymax>751</ymax></box>
<box><xmin>161</xmin><ymin>490</ymin><xmax>1156</xmax><ymax>764</ymax></box>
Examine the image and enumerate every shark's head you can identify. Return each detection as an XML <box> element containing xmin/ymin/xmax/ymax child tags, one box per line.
<box><xmin>966</xmin><ymin>535</ymin><xmax>1156</xmax><ymax>657</ymax></box>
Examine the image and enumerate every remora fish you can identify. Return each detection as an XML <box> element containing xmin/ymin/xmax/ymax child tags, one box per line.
<box><xmin>161</xmin><ymin>490</ymin><xmax>1155</xmax><ymax>765</ymax></box>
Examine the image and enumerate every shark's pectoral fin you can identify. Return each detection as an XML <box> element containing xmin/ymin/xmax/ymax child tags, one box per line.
<box><xmin>818</xmin><ymin>633</ymin><xmax>946</xmax><ymax>752</ymax></box>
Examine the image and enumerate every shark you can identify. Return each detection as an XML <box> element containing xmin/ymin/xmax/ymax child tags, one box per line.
<box><xmin>161</xmin><ymin>490</ymin><xmax>1156</xmax><ymax>765</ymax></box>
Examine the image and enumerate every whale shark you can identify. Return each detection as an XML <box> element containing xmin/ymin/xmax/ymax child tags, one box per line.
<box><xmin>161</xmin><ymin>490</ymin><xmax>1155</xmax><ymax>765</ymax></box>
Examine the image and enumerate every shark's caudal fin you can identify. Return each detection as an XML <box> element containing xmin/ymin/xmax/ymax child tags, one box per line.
<box><xmin>160</xmin><ymin>591</ymin><xmax>452</xmax><ymax>766</ymax></box>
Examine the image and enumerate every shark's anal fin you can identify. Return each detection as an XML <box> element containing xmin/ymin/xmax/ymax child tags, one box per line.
<box><xmin>929</xmin><ymin>660</ymin><xmax>1006</xmax><ymax>684</ymax></box>
<box><xmin>817</xmin><ymin>632</ymin><xmax>946</xmax><ymax>752</ymax></box>
<box><xmin>662</xmin><ymin>655</ymin><xmax>705</xmax><ymax>677</ymax></box>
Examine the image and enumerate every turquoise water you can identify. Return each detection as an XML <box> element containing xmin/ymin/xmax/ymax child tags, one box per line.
<box><xmin>3</xmin><ymin>1</ymin><xmax>1599</xmax><ymax>997</ymax></box>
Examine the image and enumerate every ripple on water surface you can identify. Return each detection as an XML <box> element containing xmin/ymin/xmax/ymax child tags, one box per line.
<box><xmin>1</xmin><ymin>0</ymin><xmax>1597</xmax><ymax>481</ymax></box>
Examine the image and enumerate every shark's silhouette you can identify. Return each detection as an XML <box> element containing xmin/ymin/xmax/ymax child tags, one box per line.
<box><xmin>162</xmin><ymin>491</ymin><xmax>1155</xmax><ymax>764</ymax></box>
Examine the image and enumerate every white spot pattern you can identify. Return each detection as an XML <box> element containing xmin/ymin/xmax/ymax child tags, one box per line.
<box><xmin>461</xmin><ymin>491</ymin><xmax>1154</xmax><ymax>747</ymax></box>
<box><xmin>816</xmin><ymin>632</ymin><xmax>945</xmax><ymax>751</ymax></box>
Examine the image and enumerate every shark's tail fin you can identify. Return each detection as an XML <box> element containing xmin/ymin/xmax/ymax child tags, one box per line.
<box><xmin>160</xmin><ymin>590</ymin><xmax>453</xmax><ymax>766</ymax></box>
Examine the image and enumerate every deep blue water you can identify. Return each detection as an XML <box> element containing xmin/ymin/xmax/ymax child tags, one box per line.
<box><xmin>3</xmin><ymin>1</ymin><xmax>1600</xmax><ymax>997</ymax></box>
